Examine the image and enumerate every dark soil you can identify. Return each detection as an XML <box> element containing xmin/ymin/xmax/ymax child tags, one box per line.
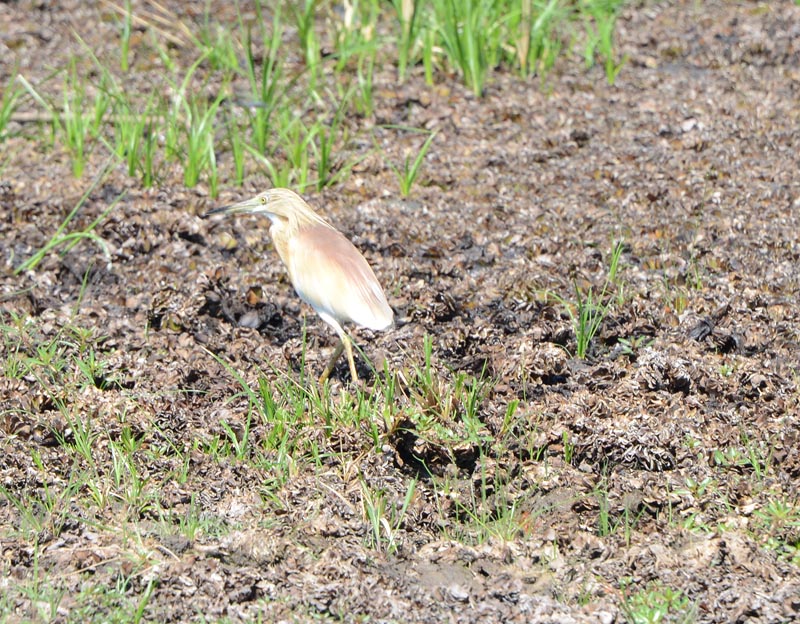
<box><xmin>2</xmin><ymin>1</ymin><xmax>800</xmax><ymax>622</ymax></box>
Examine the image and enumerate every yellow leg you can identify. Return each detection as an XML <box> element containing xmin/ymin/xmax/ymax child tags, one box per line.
<box><xmin>342</xmin><ymin>333</ymin><xmax>359</xmax><ymax>383</ymax></box>
<box><xmin>317</xmin><ymin>335</ymin><xmax>359</xmax><ymax>384</ymax></box>
<box><xmin>319</xmin><ymin>339</ymin><xmax>345</xmax><ymax>384</ymax></box>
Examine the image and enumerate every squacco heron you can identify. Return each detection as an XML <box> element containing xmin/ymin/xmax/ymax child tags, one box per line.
<box><xmin>203</xmin><ymin>188</ymin><xmax>393</xmax><ymax>383</ymax></box>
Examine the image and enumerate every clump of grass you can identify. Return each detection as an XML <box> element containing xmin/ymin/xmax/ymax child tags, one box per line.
<box><xmin>0</xmin><ymin>73</ymin><xmax>24</xmax><ymax>141</ymax></box>
<box><xmin>182</xmin><ymin>93</ymin><xmax>224</xmax><ymax>192</ymax></box>
<box><xmin>119</xmin><ymin>0</ymin><xmax>133</xmax><ymax>71</ymax></box>
<box><xmin>619</xmin><ymin>578</ymin><xmax>696</xmax><ymax>624</ymax></box>
<box><xmin>385</xmin><ymin>0</ymin><xmax>626</xmax><ymax>93</ymax></box>
<box><xmin>225</xmin><ymin>111</ymin><xmax>246</xmax><ymax>186</ymax></box>
<box><xmin>332</xmin><ymin>0</ymin><xmax>380</xmax><ymax>72</ymax></box>
<box><xmin>292</xmin><ymin>0</ymin><xmax>321</xmax><ymax>80</ymax></box>
<box><xmin>400</xmin><ymin>335</ymin><xmax>492</xmax><ymax>448</ymax></box>
<box><xmin>248</xmin><ymin>107</ymin><xmax>315</xmax><ymax>190</ymax></box>
<box><xmin>311</xmin><ymin>92</ymin><xmax>351</xmax><ymax>191</ymax></box>
<box><xmin>514</xmin><ymin>0</ymin><xmax>566</xmax><ymax>78</ymax></box>
<box><xmin>161</xmin><ymin>51</ymin><xmax>208</xmax><ymax>162</ymax></box>
<box><xmin>581</xmin><ymin>0</ymin><xmax>628</xmax><ymax>84</ymax></box>
<box><xmin>754</xmin><ymin>497</ymin><xmax>800</xmax><ymax>565</ymax></box>
<box><xmin>201</xmin><ymin>344</ymin><xmax>326</xmax><ymax>487</ymax></box>
<box><xmin>240</xmin><ymin>2</ymin><xmax>284</xmax><ymax>155</ymax></box>
<box><xmin>430</xmin><ymin>0</ymin><xmax>503</xmax><ymax>97</ymax></box>
<box><xmin>353</xmin><ymin>51</ymin><xmax>376</xmax><ymax>117</ymax></box>
<box><xmin>197</xmin><ymin>6</ymin><xmax>240</xmax><ymax>73</ymax></box>
<box><xmin>391</xmin><ymin>0</ymin><xmax>425</xmax><ymax>81</ymax></box>
<box><xmin>382</xmin><ymin>127</ymin><xmax>437</xmax><ymax>197</ymax></box>
<box><xmin>435</xmin><ymin>462</ymin><xmax>528</xmax><ymax>544</ymax></box>
<box><xmin>549</xmin><ymin>240</ymin><xmax>625</xmax><ymax>359</ymax></box>
<box><xmin>0</xmin><ymin>456</ymin><xmax>81</xmax><ymax>540</ymax></box>
<box><xmin>361</xmin><ymin>477</ymin><xmax>417</xmax><ymax>553</ymax></box>
<box><xmin>63</xmin><ymin>68</ymin><xmax>91</xmax><ymax>176</ymax></box>
<box><xmin>17</xmin><ymin>66</ymin><xmax>93</xmax><ymax>178</ymax></box>
<box><xmin>110</xmin><ymin>90</ymin><xmax>154</xmax><ymax>178</ymax></box>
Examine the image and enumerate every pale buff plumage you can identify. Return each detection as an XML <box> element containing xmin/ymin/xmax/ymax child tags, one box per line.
<box><xmin>204</xmin><ymin>188</ymin><xmax>393</xmax><ymax>383</ymax></box>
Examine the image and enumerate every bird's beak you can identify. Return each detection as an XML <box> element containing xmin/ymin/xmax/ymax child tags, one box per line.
<box><xmin>201</xmin><ymin>197</ymin><xmax>262</xmax><ymax>219</ymax></box>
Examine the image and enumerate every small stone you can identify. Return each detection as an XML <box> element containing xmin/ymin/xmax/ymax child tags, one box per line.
<box><xmin>238</xmin><ymin>311</ymin><xmax>260</xmax><ymax>328</ymax></box>
<box><xmin>448</xmin><ymin>584</ymin><xmax>469</xmax><ymax>602</ymax></box>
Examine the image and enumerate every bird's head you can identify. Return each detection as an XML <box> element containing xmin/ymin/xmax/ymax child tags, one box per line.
<box><xmin>202</xmin><ymin>188</ymin><xmax>330</xmax><ymax>231</ymax></box>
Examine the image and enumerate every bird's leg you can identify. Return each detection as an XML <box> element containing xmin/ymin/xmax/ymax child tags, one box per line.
<box><xmin>317</xmin><ymin>334</ymin><xmax>359</xmax><ymax>384</ymax></box>
<box><xmin>316</xmin><ymin>315</ymin><xmax>361</xmax><ymax>384</ymax></box>
<box><xmin>341</xmin><ymin>333</ymin><xmax>359</xmax><ymax>382</ymax></box>
<box><xmin>319</xmin><ymin>339</ymin><xmax>345</xmax><ymax>384</ymax></box>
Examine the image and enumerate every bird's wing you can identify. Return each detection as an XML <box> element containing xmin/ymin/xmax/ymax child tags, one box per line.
<box><xmin>288</xmin><ymin>224</ymin><xmax>393</xmax><ymax>331</ymax></box>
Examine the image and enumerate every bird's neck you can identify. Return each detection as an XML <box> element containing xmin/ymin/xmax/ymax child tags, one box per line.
<box><xmin>269</xmin><ymin>220</ymin><xmax>294</xmax><ymax>267</ymax></box>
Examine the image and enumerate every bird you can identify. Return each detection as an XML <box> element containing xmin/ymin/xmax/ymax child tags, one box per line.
<box><xmin>203</xmin><ymin>188</ymin><xmax>393</xmax><ymax>384</ymax></box>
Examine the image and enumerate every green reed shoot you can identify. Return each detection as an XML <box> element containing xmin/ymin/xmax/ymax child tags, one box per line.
<box><xmin>581</xmin><ymin>0</ymin><xmax>628</xmax><ymax>84</ymax></box>
<box><xmin>0</xmin><ymin>73</ymin><xmax>23</xmax><ymax>141</ymax></box>
<box><xmin>183</xmin><ymin>94</ymin><xmax>223</xmax><ymax>189</ymax></box>
<box><xmin>431</xmin><ymin>0</ymin><xmax>503</xmax><ymax>97</ymax></box>
<box><xmin>383</xmin><ymin>128</ymin><xmax>437</xmax><ymax>197</ymax></box>
<box><xmin>292</xmin><ymin>0</ymin><xmax>321</xmax><ymax>81</ymax></box>
<box><xmin>120</xmin><ymin>0</ymin><xmax>132</xmax><ymax>71</ymax></box>
<box><xmin>392</xmin><ymin>0</ymin><xmax>424</xmax><ymax>80</ymax></box>
<box><xmin>240</xmin><ymin>5</ymin><xmax>284</xmax><ymax>155</ymax></box>
<box><xmin>226</xmin><ymin>113</ymin><xmax>246</xmax><ymax>186</ymax></box>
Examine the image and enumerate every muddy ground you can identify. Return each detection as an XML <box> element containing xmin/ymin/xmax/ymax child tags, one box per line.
<box><xmin>1</xmin><ymin>0</ymin><xmax>800</xmax><ymax>622</ymax></box>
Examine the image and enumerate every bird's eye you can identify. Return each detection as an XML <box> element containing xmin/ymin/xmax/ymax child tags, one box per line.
<box><xmin>260</xmin><ymin>196</ymin><xmax>267</xmax><ymax>204</ymax></box>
